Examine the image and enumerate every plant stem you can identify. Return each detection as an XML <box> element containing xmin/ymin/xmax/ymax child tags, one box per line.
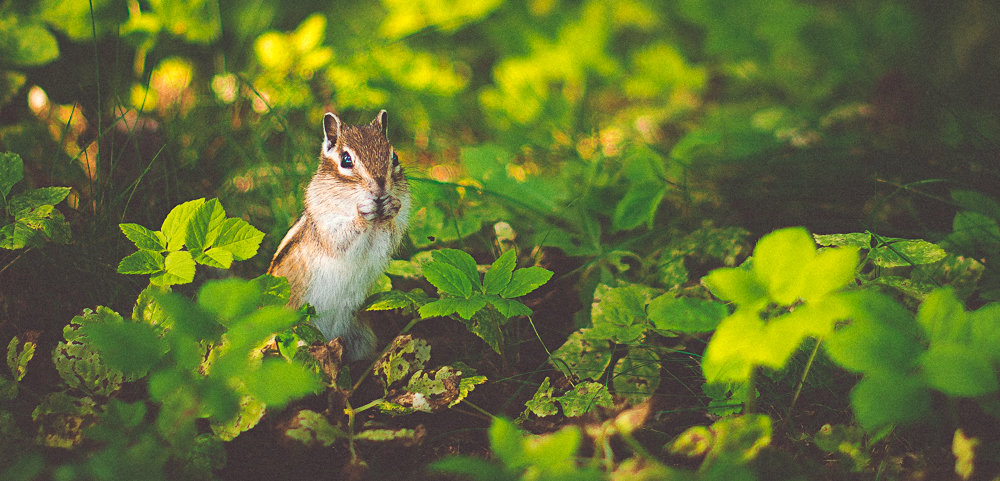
<box><xmin>744</xmin><ymin>368</ymin><xmax>757</xmax><ymax>414</ymax></box>
<box><xmin>788</xmin><ymin>338</ymin><xmax>823</xmax><ymax>424</ymax></box>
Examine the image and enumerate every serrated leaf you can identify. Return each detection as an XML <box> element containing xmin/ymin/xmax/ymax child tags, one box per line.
<box><xmin>161</xmin><ymin>198</ymin><xmax>205</xmax><ymax>251</ymax></box>
<box><xmin>589</xmin><ymin>283</ymin><xmax>656</xmax><ymax>343</ymax></box>
<box><xmin>483</xmin><ymin>249</ymin><xmax>516</xmax><ymax>295</ymax></box>
<box><xmin>9</xmin><ymin>187</ymin><xmax>71</xmax><ymax>215</ymax></box>
<box><xmin>432</xmin><ymin>248</ymin><xmax>480</xmax><ymax>287</ymax></box>
<box><xmin>367</xmin><ymin>288</ymin><xmax>431</xmax><ymax>311</ymax></box>
<box><xmin>550</xmin><ymin>329</ymin><xmax>612</xmax><ymax>381</ymax></box>
<box><xmin>212</xmin><ymin>217</ymin><xmax>264</xmax><ymax>260</ymax></box>
<box><xmin>488</xmin><ymin>297</ymin><xmax>532</xmax><ymax>318</ymax></box>
<box><xmin>419</xmin><ymin>298</ymin><xmax>463</xmax><ymax>319</ymax></box>
<box><xmin>0</xmin><ymin>152</ymin><xmax>24</xmax><ymax>197</ymax></box>
<box><xmin>0</xmin><ymin>222</ymin><xmax>34</xmax><ymax>249</ymax></box>
<box><xmin>524</xmin><ymin>377</ymin><xmax>558</xmax><ymax>417</ymax></box>
<box><xmin>198</xmin><ymin>279</ymin><xmax>261</xmax><ymax>324</ymax></box>
<box><xmin>186</xmin><ymin>198</ymin><xmax>227</xmax><ymax>253</ymax></box>
<box><xmin>919</xmin><ymin>343</ymin><xmax>998</xmax><ymax>397</ymax></box>
<box><xmin>120</xmin><ymin>223</ymin><xmax>166</xmax><ymax>251</ymax></box>
<box><xmin>499</xmin><ymin>266</ymin><xmax>553</xmax><ymax>298</ymax></box>
<box><xmin>813</xmin><ymin>232</ymin><xmax>872</xmax><ymax>248</ymax></box>
<box><xmin>151</xmin><ymin>250</ymin><xmax>195</xmax><ymax>286</ymax></box>
<box><xmin>451</xmin><ymin>374</ymin><xmax>487</xmax><ymax>407</ymax></box>
<box><xmin>117</xmin><ymin>250</ymin><xmax>165</xmax><ymax>275</ymax></box>
<box><xmin>648</xmin><ymin>295</ymin><xmax>727</xmax><ymax>333</ymax></box>
<box><xmin>195</xmin><ymin>246</ymin><xmax>235</xmax><ymax>268</ymax></box>
<box><xmin>423</xmin><ymin>261</ymin><xmax>474</xmax><ymax>297</ymax></box>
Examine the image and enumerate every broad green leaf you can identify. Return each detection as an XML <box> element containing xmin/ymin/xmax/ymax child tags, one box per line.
<box><xmin>0</xmin><ymin>222</ymin><xmax>36</xmax><ymax>249</ymax></box>
<box><xmin>9</xmin><ymin>187</ymin><xmax>71</xmax><ymax>214</ymax></box>
<box><xmin>423</xmin><ymin>261</ymin><xmax>474</xmax><ymax>297</ymax></box>
<box><xmin>499</xmin><ymin>266</ymin><xmax>553</xmax><ymax>298</ymax></box>
<box><xmin>151</xmin><ymin>291</ymin><xmax>224</xmax><ymax>342</ymax></box>
<box><xmin>374</xmin><ymin>335</ymin><xmax>431</xmax><ymax>388</ymax></box>
<box><xmin>702</xmin><ymin>414</ymin><xmax>772</xmax><ymax>468</ymax></box>
<box><xmin>483</xmin><ymin>249</ymin><xmax>516</xmax><ymax>295</ymax></box>
<box><xmin>521</xmin><ymin>425</ymin><xmax>585</xmax><ymax>475</ymax></box>
<box><xmin>489</xmin><ymin>417</ymin><xmax>527</xmax><ymax>470</ymax></box>
<box><xmin>0</xmin><ymin>22</ymin><xmax>60</xmax><ymax>66</ymax></box>
<box><xmin>612</xmin><ymin>347</ymin><xmax>660</xmax><ymax>404</ymax></box>
<box><xmin>488</xmin><ymin>297</ymin><xmax>532</xmax><ymax>318</ymax></box>
<box><xmin>702</xmin><ymin>267</ymin><xmax>765</xmax><ymax>307</ymax></box>
<box><xmin>54</xmin><ymin>307</ymin><xmax>126</xmax><ymax>396</ymax></box>
<box><xmin>151</xmin><ymin>250</ymin><xmax>195</xmax><ymax>286</ymax></box>
<box><xmin>243</xmin><ymin>359</ymin><xmax>321</xmax><ymax>407</ymax></box>
<box><xmin>588</xmin><ymin>284</ymin><xmax>656</xmax><ymax>343</ymax></box>
<box><xmin>872</xmin><ymin>239</ymin><xmax>947</xmax><ymax>267</ymax></box>
<box><xmin>800</xmin><ymin>246</ymin><xmax>859</xmax><ymax>301</ymax></box>
<box><xmin>919</xmin><ymin>343</ymin><xmax>998</xmax><ymax>397</ymax></box>
<box><xmin>355</xmin><ymin>428</ymin><xmax>420</xmax><ymax>442</ymax></box>
<box><xmin>824</xmin><ymin>292</ymin><xmax>922</xmax><ymax>375</ymax></box>
<box><xmin>951</xmin><ymin>211</ymin><xmax>1000</xmax><ymax>254</ymax></box>
<box><xmin>253</xmin><ymin>274</ymin><xmax>291</xmax><ymax>306</ymax></box>
<box><xmin>612</xmin><ymin>182</ymin><xmax>667</xmax><ymax>231</ymax></box>
<box><xmin>752</xmin><ymin>227</ymin><xmax>815</xmax><ymax>305</ymax></box>
<box><xmin>420</xmin><ymin>297</ymin><xmax>469</xmax><ymax>319</ymax></box>
<box><xmin>81</xmin><ymin>321</ymin><xmax>166</xmax><ymax>378</ymax></box>
<box><xmin>161</xmin><ymin>198</ymin><xmax>205</xmax><ymax>251</ymax></box>
<box><xmin>198</xmin><ymin>279</ymin><xmax>261</xmax><ymax>324</ymax></box>
<box><xmin>283</xmin><ymin>409</ymin><xmax>346</xmax><ymax>447</ymax></box>
<box><xmin>951</xmin><ymin>189</ymin><xmax>1000</xmax><ymax>220</ymax></box>
<box><xmin>557</xmin><ymin>382</ymin><xmax>613</xmax><ymax>417</ymax></box>
<box><xmin>850</xmin><ymin>373</ymin><xmax>930</xmax><ymax>431</ymax></box>
<box><xmin>186</xmin><ymin>198</ymin><xmax>226</xmax><ymax>253</ymax></box>
<box><xmin>702</xmin><ymin>310</ymin><xmax>766</xmax><ymax>383</ymax></box>
<box><xmin>430</xmin><ymin>457</ymin><xmax>510</xmax><ymax>481</ymax></box>
<box><xmin>916</xmin><ymin>287</ymin><xmax>968</xmax><ymax>344</ymax></box>
<box><xmin>366</xmin><ymin>288</ymin><xmax>430</xmax><ymax>311</ymax></box>
<box><xmin>224</xmin><ymin>306</ymin><xmax>300</xmax><ymax>352</ymax></box>
<box><xmin>432</xmin><ymin>249</ymin><xmax>480</xmax><ymax>288</ymax></box>
<box><xmin>648</xmin><ymin>295</ymin><xmax>727</xmax><ymax>333</ymax></box>
<box><xmin>117</xmin><ymin>250</ymin><xmax>165</xmax><ymax>275</ymax></box>
<box><xmin>969</xmin><ymin>303</ymin><xmax>1000</xmax><ymax>363</ymax></box>
<box><xmin>458</xmin><ymin>311</ymin><xmax>504</xmax><ymax>354</ymax></box>
<box><xmin>120</xmin><ymin>223</ymin><xmax>167</xmax><ymax>251</ymax></box>
<box><xmin>550</xmin><ymin>329</ymin><xmax>612</xmax><ymax>381</ymax></box>
<box><xmin>0</xmin><ymin>152</ymin><xmax>23</xmax><ymax>197</ymax></box>
<box><xmin>212</xmin><ymin>217</ymin><xmax>264</xmax><ymax>260</ymax></box>
<box><xmin>454</xmin><ymin>296</ymin><xmax>488</xmax><ymax>320</ymax></box>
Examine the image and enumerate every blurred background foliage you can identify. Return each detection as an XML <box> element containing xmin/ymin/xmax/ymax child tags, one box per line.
<box><xmin>2</xmin><ymin>0</ymin><xmax>1000</xmax><ymax>330</ymax></box>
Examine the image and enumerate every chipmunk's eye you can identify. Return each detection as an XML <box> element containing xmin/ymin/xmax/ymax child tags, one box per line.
<box><xmin>340</xmin><ymin>151</ymin><xmax>354</xmax><ymax>169</ymax></box>
<box><xmin>392</xmin><ymin>151</ymin><xmax>399</xmax><ymax>166</ymax></box>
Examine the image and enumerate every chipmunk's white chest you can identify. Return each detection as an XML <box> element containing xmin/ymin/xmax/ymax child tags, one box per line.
<box><xmin>303</xmin><ymin>222</ymin><xmax>394</xmax><ymax>338</ymax></box>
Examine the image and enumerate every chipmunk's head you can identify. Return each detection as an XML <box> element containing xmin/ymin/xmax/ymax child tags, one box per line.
<box><xmin>312</xmin><ymin>110</ymin><xmax>409</xmax><ymax>225</ymax></box>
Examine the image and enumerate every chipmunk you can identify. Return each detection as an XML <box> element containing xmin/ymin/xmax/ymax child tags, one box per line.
<box><xmin>268</xmin><ymin>110</ymin><xmax>410</xmax><ymax>362</ymax></box>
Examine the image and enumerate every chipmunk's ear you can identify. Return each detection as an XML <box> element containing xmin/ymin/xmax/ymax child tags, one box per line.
<box><xmin>371</xmin><ymin>110</ymin><xmax>388</xmax><ymax>137</ymax></box>
<box><xmin>323</xmin><ymin>112</ymin><xmax>342</xmax><ymax>150</ymax></box>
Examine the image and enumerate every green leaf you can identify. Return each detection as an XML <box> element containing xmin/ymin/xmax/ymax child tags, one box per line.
<box><xmin>850</xmin><ymin>373</ymin><xmax>930</xmax><ymax>431</ymax></box>
<box><xmin>488</xmin><ymin>297</ymin><xmax>532</xmax><ymax>318</ymax></box>
<box><xmin>701</xmin><ymin>310</ymin><xmax>765</xmax><ymax>383</ymax></box>
<box><xmin>919</xmin><ymin>343</ymin><xmax>998</xmax><ymax>397</ymax></box>
<box><xmin>952</xmin><ymin>189</ymin><xmax>1000</xmax><ymax>220</ymax></box>
<box><xmin>161</xmin><ymin>198</ymin><xmax>205</xmax><ymax>251</ymax></box>
<box><xmin>612</xmin><ymin>347</ymin><xmax>661</xmax><ymax>404</ymax></box>
<box><xmin>212</xmin><ymin>217</ymin><xmax>264</xmax><ymax>260</ymax></box>
<box><xmin>283</xmin><ymin>409</ymin><xmax>345</xmax><ymax>448</ymax></box>
<box><xmin>483</xmin><ymin>249</ymin><xmax>517</xmax><ymax>295</ymax></box>
<box><xmin>197</xmin><ymin>279</ymin><xmax>261</xmax><ymax>324</ymax></box>
<box><xmin>702</xmin><ymin>267</ymin><xmax>765</xmax><ymax>307</ymax></box>
<box><xmin>824</xmin><ymin>292</ymin><xmax>922</xmax><ymax>375</ymax></box>
<box><xmin>6</xmin><ymin>336</ymin><xmax>35</xmax><ymax>382</ymax></box>
<box><xmin>195</xmin><ymin>246</ymin><xmax>235</xmax><ymax>268</ymax></box>
<box><xmin>9</xmin><ymin>187</ymin><xmax>71</xmax><ymax>214</ymax></box>
<box><xmin>799</xmin><ymin>246</ymin><xmax>859</xmax><ymax>301</ymax></box>
<box><xmin>648</xmin><ymin>295</ymin><xmax>727</xmax><ymax>333</ymax></box>
<box><xmin>452</xmin><ymin>373</ymin><xmax>487</xmax><ymax>407</ymax></box>
<box><xmin>0</xmin><ymin>22</ymin><xmax>60</xmax><ymax>66</ymax></box>
<box><xmin>871</xmin><ymin>238</ymin><xmax>947</xmax><ymax>268</ymax></box>
<box><xmin>524</xmin><ymin>377</ymin><xmax>558</xmax><ymax>417</ymax></box>
<box><xmin>550</xmin><ymin>329</ymin><xmax>612</xmax><ymax>381</ymax></box>
<box><xmin>431</xmin><ymin>249</ymin><xmax>480</xmax><ymax>288</ymax></box>
<box><xmin>186</xmin><ymin>198</ymin><xmax>227</xmax><ymax>253</ymax></box>
<box><xmin>969</xmin><ymin>303</ymin><xmax>1000</xmax><ymax>363</ymax></box>
<box><xmin>916</xmin><ymin>287</ymin><xmax>968</xmax><ymax>344</ymax></box>
<box><xmin>813</xmin><ymin>232</ymin><xmax>871</xmax><ymax>248</ymax></box>
<box><xmin>366</xmin><ymin>288</ymin><xmax>431</xmax><ymax>311</ymax></box>
<box><xmin>430</xmin><ymin>457</ymin><xmax>511</xmax><ymax>481</ymax></box>
<box><xmin>0</xmin><ymin>152</ymin><xmax>23</xmax><ymax>198</ymax></box>
<box><xmin>752</xmin><ymin>227</ymin><xmax>815</xmax><ymax>305</ymax></box>
<box><xmin>423</xmin><ymin>262</ymin><xmax>474</xmax><ymax>297</ymax></box>
<box><xmin>420</xmin><ymin>297</ymin><xmax>465</xmax><ymax>319</ymax></box>
<box><xmin>243</xmin><ymin>359</ymin><xmax>321</xmax><ymax>408</ymax></box>
<box><xmin>499</xmin><ymin>266</ymin><xmax>553</xmax><ymax>298</ymax></box>
<box><xmin>612</xmin><ymin>182</ymin><xmax>667</xmax><ymax>231</ymax></box>
<box><xmin>151</xmin><ymin>250</ymin><xmax>196</xmax><ymax>286</ymax></box>
<box><xmin>252</xmin><ymin>274</ymin><xmax>292</xmax><ymax>306</ymax></box>
<box><xmin>588</xmin><ymin>284</ymin><xmax>656</xmax><ymax>343</ymax></box>
<box><xmin>0</xmin><ymin>222</ymin><xmax>35</xmax><ymax>249</ymax></box>
<box><xmin>120</xmin><ymin>223</ymin><xmax>167</xmax><ymax>251</ymax></box>
<box><xmin>81</xmin><ymin>321</ymin><xmax>166</xmax><ymax>379</ymax></box>
<box><xmin>557</xmin><ymin>382</ymin><xmax>613</xmax><ymax>417</ymax></box>
<box><xmin>117</xmin><ymin>250</ymin><xmax>165</xmax><ymax>275</ymax></box>
<box><xmin>489</xmin><ymin>417</ymin><xmax>527</xmax><ymax>469</ymax></box>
